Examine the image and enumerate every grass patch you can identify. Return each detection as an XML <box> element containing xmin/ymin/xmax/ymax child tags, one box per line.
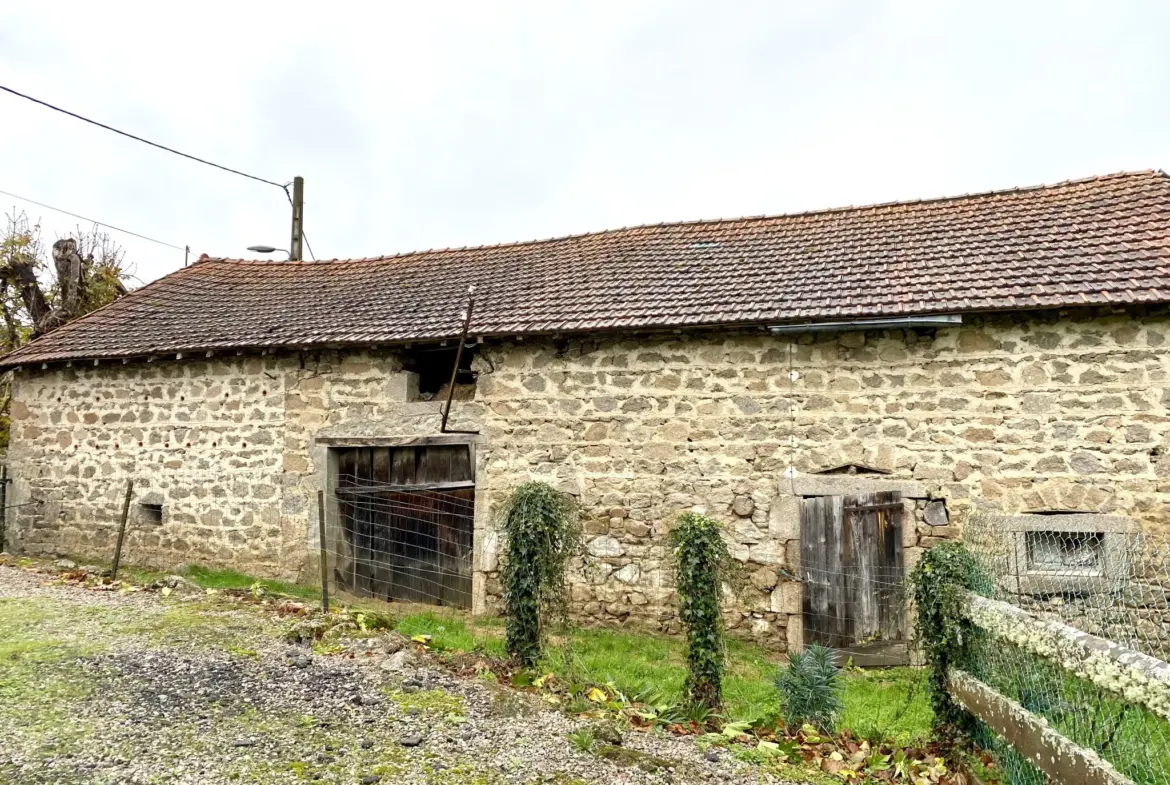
<box><xmin>396</xmin><ymin>611</ymin><xmax>506</xmax><ymax>657</ymax></box>
<box><xmin>0</xmin><ymin>598</ymin><xmax>103</xmax><ymax>760</ymax></box>
<box><xmin>391</xmin><ymin>613</ymin><xmax>932</xmax><ymax>737</ymax></box>
<box><xmin>386</xmin><ymin>687</ymin><xmax>466</xmax><ymax>717</ymax></box>
<box><xmin>123</xmin><ymin>600</ymin><xmax>276</xmax><ymax>652</ymax></box>
<box><xmin>182</xmin><ymin>565</ymin><xmax>322</xmax><ymax>600</ymax></box>
<box><xmin>839</xmin><ymin>667</ymin><xmax>933</xmax><ymax>745</ymax></box>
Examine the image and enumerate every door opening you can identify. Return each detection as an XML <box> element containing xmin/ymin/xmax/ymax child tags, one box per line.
<box><xmin>800</xmin><ymin>491</ymin><xmax>907</xmax><ymax>666</ymax></box>
<box><xmin>333</xmin><ymin>444</ymin><xmax>474</xmax><ymax>608</ymax></box>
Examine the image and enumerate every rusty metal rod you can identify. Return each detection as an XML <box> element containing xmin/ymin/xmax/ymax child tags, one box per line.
<box><xmin>440</xmin><ymin>285</ymin><xmax>478</xmax><ymax>434</ymax></box>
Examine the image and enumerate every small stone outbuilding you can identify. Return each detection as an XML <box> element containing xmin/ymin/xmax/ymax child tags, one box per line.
<box><xmin>4</xmin><ymin>170</ymin><xmax>1170</xmax><ymax>654</ymax></box>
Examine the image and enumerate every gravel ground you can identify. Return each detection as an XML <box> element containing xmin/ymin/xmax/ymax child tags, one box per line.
<box><xmin>0</xmin><ymin>564</ymin><xmax>800</xmax><ymax>785</ymax></box>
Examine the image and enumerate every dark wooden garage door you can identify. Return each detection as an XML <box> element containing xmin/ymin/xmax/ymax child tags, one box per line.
<box><xmin>800</xmin><ymin>492</ymin><xmax>907</xmax><ymax>666</ymax></box>
<box><xmin>334</xmin><ymin>445</ymin><xmax>474</xmax><ymax>608</ymax></box>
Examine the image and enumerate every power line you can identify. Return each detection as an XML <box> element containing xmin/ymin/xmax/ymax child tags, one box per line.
<box><xmin>0</xmin><ymin>188</ymin><xmax>187</xmax><ymax>252</ymax></box>
<box><xmin>0</xmin><ymin>84</ymin><xmax>286</xmax><ymax>190</ymax></box>
<box><xmin>2</xmin><ymin>83</ymin><xmax>317</xmax><ymax>261</ymax></box>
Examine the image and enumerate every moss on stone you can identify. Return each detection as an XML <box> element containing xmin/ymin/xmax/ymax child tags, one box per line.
<box><xmin>386</xmin><ymin>687</ymin><xmax>466</xmax><ymax>717</ymax></box>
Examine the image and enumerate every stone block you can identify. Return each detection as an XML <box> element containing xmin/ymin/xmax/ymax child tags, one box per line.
<box><xmin>748</xmin><ymin>540</ymin><xmax>785</xmax><ymax>566</ymax></box>
<box><xmin>768</xmin><ymin>495</ymin><xmax>801</xmax><ymax>541</ymax></box>
<box><xmin>786</xmin><ymin>614</ymin><xmax>804</xmax><ymax>654</ymax></box>
<box><xmin>788</xmin><ymin>475</ymin><xmax>929</xmax><ymax>499</ymax></box>
<box><xmin>785</xmin><ymin>539</ymin><xmax>802</xmax><ymax>571</ymax></box>
<box><xmin>750</xmin><ymin>566</ymin><xmax>778</xmax><ymax>591</ymax></box>
<box><xmin>771</xmin><ymin>581</ymin><xmax>802</xmax><ymax>615</ymax></box>
<box><xmin>903</xmin><ymin>547</ymin><xmax>925</xmax><ymax>576</ymax></box>
<box><xmin>613</xmin><ymin>564</ymin><xmax>641</xmax><ymax>584</ymax></box>
<box><xmin>587</xmin><ymin>535</ymin><xmax>624</xmax><ymax>558</ymax></box>
<box><xmin>901</xmin><ymin>501</ymin><xmax>919</xmax><ymax>547</ymax></box>
<box><xmin>625</xmin><ymin>522</ymin><xmax>651</xmax><ymax>538</ymax></box>
<box><xmin>733</xmin><ymin>495</ymin><xmax>754</xmax><ymax>517</ymax></box>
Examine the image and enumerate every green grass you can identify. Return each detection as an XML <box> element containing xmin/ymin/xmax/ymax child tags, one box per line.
<box><xmin>181</xmin><ymin>565</ymin><xmax>323</xmax><ymax>600</ymax></box>
<box><xmin>394</xmin><ymin>611</ymin><xmax>931</xmax><ymax>736</ymax></box>
<box><xmin>396</xmin><ymin>611</ymin><xmax>506</xmax><ymax>657</ymax></box>
<box><xmin>839</xmin><ymin>667</ymin><xmax>933</xmax><ymax>744</ymax></box>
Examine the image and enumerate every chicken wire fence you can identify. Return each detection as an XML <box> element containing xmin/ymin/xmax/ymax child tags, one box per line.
<box><xmin>320</xmin><ymin>479</ymin><xmax>475</xmax><ymax>610</ymax></box>
<box><xmin>799</xmin><ymin>561</ymin><xmax>921</xmax><ymax>667</ymax></box>
<box><xmin>962</xmin><ymin>512</ymin><xmax>1170</xmax><ymax>785</ymax></box>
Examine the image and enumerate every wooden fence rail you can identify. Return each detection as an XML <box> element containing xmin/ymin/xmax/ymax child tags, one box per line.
<box><xmin>948</xmin><ymin>592</ymin><xmax>1170</xmax><ymax>785</ymax></box>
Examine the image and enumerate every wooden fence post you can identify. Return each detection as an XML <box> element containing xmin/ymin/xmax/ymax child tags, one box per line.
<box><xmin>317</xmin><ymin>490</ymin><xmax>329</xmax><ymax>614</ymax></box>
<box><xmin>110</xmin><ymin>480</ymin><xmax>133</xmax><ymax>580</ymax></box>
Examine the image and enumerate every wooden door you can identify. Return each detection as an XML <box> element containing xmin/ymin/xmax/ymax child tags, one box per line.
<box><xmin>334</xmin><ymin>445</ymin><xmax>474</xmax><ymax>608</ymax></box>
<box><xmin>800</xmin><ymin>492</ymin><xmax>907</xmax><ymax>666</ymax></box>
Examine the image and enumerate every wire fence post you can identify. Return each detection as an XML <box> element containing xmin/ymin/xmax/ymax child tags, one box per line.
<box><xmin>317</xmin><ymin>490</ymin><xmax>329</xmax><ymax>614</ymax></box>
<box><xmin>110</xmin><ymin>480</ymin><xmax>133</xmax><ymax>580</ymax></box>
<box><xmin>0</xmin><ymin>462</ymin><xmax>8</xmax><ymax>553</ymax></box>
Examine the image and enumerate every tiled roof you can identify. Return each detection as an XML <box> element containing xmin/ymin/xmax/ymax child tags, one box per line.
<box><xmin>5</xmin><ymin>170</ymin><xmax>1170</xmax><ymax>367</ymax></box>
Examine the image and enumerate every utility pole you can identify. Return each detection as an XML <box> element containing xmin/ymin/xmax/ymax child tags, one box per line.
<box><xmin>289</xmin><ymin>175</ymin><xmax>304</xmax><ymax>261</ymax></box>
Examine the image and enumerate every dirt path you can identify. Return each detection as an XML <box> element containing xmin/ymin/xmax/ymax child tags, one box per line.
<box><xmin>0</xmin><ymin>564</ymin><xmax>796</xmax><ymax>785</ymax></box>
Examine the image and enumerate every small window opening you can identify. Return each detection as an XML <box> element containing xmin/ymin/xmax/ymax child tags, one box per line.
<box><xmin>139</xmin><ymin>503</ymin><xmax>164</xmax><ymax>525</ymax></box>
<box><xmin>402</xmin><ymin>343</ymin><xmax>479</xmax><ymax>401</ymax></box>
<box><xmin>1026</xmin><ymin>531</ymin><xmax>1103</xmax><ymax>573</ymax></box>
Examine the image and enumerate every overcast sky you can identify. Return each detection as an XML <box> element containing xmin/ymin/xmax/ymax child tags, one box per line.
<box><xmin>2</xmin><ymin>1</ymin><xmax>1168</xmax><ymax>285</ymax></box>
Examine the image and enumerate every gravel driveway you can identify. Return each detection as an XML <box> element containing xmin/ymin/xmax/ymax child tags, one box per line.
<box><xmin>0</xmin><ymin>563</ymin><xmax>797</xmax><ymax>785</ymax></box>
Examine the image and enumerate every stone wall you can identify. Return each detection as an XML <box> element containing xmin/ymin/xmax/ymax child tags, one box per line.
<box><xmin>8</xmin><ymin>306</ymin><xmax>1170</xmax><ymax>650</ymax></box>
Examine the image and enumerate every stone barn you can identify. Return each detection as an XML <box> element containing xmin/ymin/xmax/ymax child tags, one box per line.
<box><xmin>4</xmin><ymin>169</ymin><xmax>1170</xmax><ymax>656</ymax></box>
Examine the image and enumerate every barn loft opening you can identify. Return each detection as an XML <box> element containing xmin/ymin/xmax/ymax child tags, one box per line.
<box><xmin>402</xmin><ymin>342</ymin><xmax>479</xmax><ymax>401</ymax></box>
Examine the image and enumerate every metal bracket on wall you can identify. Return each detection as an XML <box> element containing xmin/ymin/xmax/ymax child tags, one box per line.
<box><xmin>440</xmin><ymin>285</ymin><xmax>480</xmax><ymax>435</ymax></box>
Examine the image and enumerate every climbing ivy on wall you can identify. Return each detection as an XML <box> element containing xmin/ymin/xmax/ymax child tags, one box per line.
<box><xmin>906</xmin><ymin>540</ymin><xmax>986</xmax><ymax>734</ymax></box>
<box><xmin>499</xmin><ymin>481</ymin><xmax>581</xmax><ymax>667</ymax></box>
<box><xmin>668</xmin><ymin>512</ymin><xmax>737</xmax><ymax>709</ymax></box>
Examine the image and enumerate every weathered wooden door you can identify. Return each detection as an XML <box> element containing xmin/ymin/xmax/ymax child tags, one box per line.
<box><xmin>800</xmin><ymin>492</ymin><xmax>907</xmax><ymax>666</ymax></box>
<box><xmin>334</xmin><ymin>445</ymin><xmax>474</xmax><ymax>608</ymax></box>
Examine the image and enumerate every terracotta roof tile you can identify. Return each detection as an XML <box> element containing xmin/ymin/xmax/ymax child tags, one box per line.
<box><xmin>4</xmin><ymin>170</ymin><xmax>1170</xmax><ymax>366</ymax></box>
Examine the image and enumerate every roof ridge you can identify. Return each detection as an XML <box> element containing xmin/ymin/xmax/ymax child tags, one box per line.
<box><xmin>205</xmin><ymin>169</ymin><xmax>1167</xmax><ymax>266</ymax></box>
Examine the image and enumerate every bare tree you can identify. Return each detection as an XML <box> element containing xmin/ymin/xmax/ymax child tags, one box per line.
<box><xmin>0</xmin><ymin>211</ymin><xmax>133</xmax><ymax>445</ymax></box>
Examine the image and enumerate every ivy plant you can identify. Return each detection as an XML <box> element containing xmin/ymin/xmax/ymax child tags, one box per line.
<box><xmin>668</xmin><ymin>512</ymin><xmax>737</xmax><ymax>709</ymax></box>
<box><xmin>499</xmin><ymin>481</ymin><xmax>581</xmax><ymax>667</ymax></box>
<box><xmin>906</xmin><ymin>540</ymin><xmax>985</xmax><ymax>733</ymax></box>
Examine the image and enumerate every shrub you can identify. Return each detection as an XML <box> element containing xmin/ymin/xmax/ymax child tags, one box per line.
<box><xmin>775</xmin><ymin>644</ymin><xmax>842</xmax><ymax>731</ymax></box>
<box><xmin>668</xmin><ymin>511</ymin><xmax>736</xmax><ymax>709</ymax></box>
<box><xmin>499</xmin><ymin>481</ymin><xmax>581</xmax><ymax>667</ymax></box>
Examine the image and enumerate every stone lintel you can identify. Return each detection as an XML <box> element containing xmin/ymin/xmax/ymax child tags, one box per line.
<box><xmin>1003</xmin><ymin>513</ymin><xmax>1137</xmax><ymax>534</ymax></box>
<box><xmin>315</xmin><ymin>433</ymin><xmax>484</xmax><ymax>447</ymax></box>
<box><xmin>783</xmin><ymin>475</ymin><xmax>930</xmax><ymax>499</ymax></box>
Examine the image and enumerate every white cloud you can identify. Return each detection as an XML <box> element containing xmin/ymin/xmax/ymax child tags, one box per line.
<box><xmin>1</xmin><ymin>0</ymin><xmax>1167</xmax><ymax>284</ymax></box>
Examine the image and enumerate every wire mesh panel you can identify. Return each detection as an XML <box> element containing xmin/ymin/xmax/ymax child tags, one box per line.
<box><xmin>329</xmin><ymin>444</ymin><xmax>476</xmax><ymax>609</ymax></box>
<box><xmin>331</xmin><ymin>488</ymin><xmax>474</xmax><ymax>608</ymax></box>
<box><xmin>963</xmin><ymin>512</ymin><xmax>1170</xmax><ymax>785</ymax></box>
